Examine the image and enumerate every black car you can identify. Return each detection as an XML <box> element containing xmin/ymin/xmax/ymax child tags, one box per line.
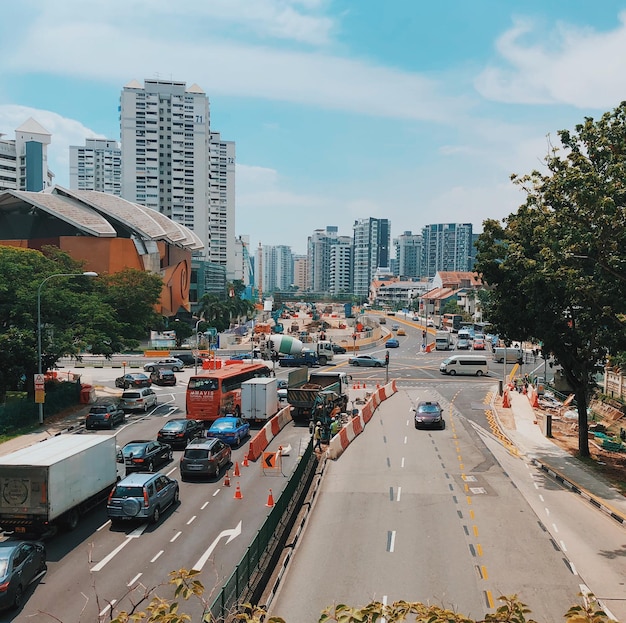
<box><xmin>85</xmin><ymin>402</ymin><xmax>126</xmax><ymax>430</ymax></box>
<box><xmin>414</xmin><ymin>401</ymin><xmax>445</xmax><ymax>430</ymax></box>
<box><xmin>331</xmin><ymin>344</ymin><xmax>347</xmax><ymax>354</ymax></box>
<box><xmin>171</xmin><ymin>353</ymin><xmax>197</xmax><ymax>366</ymax></box>
<box><xmin>180</xmin><ymin>437</ymin><xmax>232</xmax><ymax>480</ymax></box>
<box><xmin>120</xmin><ymin>440</ymin><xmax>173</xmax><ymax>472</ymax></box>
<box><xmin>115</xmin><ymin>373</ymin><xmax>152</xmax><ymax>389</ymax></box>
<box><xmin>157</xmin><ymin>418</ymin><xmax>204</xmax><ymax>448</ymax></box>
<box><xmin>0</xmin><ymin>540</ymin><xmax>47</xmax><ymax>610</ymax></box>
<box><xmin>150</xmin><ymin>369</ymin><xmax>177</xmax><ymax>386</ymax></box>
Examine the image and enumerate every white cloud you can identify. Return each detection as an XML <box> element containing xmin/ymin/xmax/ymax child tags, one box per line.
<box><xmin>476</xmin><ymin>13</ymin><xmax>626</xmax><ymax>108</ymax></box>
<box><xmin>0</xmin><ymin>105</ymin><xmax>104</xmax><ymax>185</ymax></box>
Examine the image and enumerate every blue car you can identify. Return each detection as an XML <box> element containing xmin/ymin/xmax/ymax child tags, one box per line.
<box><xmin>207</xmin><ymin>416</ymin><xmax>250</xmax><ymax>447</ymax></box>
<box><xmin>385</xmin><ymin>338</ymin><xmax>400</xmax><ymax>348</ymax></box>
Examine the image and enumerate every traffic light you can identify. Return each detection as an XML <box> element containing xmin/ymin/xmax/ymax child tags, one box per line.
<box><xmin>385</xmin><ymin>351</ymin><xmax>389</xmax><ymax>366</ymax></box>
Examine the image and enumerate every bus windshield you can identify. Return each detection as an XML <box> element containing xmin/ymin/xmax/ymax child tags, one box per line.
<box><xmin>188</xmin><ymin>377</ymin><xmax>219</xmax><ymax>391</ymax></box>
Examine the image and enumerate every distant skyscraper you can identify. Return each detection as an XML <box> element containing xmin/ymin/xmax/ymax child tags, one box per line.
<box><xmin>119</xmin><ymin>78</ymin><xmax>236</xmax><ymax>279</ymax></box>
<box><xmin>352</xmin><ymin>218</ymin><xmax>391</xmax><ymax>297</ymax></box>
<box><xmin>292</xmin><ymin>255</ymin><xmax>308</xmax><ymax>292</ymax></box>
<box><xmin>421</xmin><ymin>223</ymin><xmax>473</xmax><ymax>277</ymax></box>
<box><xmin>394</xmin><ymin>230</ymin><xmax>422</xmax><ymax>279</ymax></box>
<box><xmin>69</xmin><ymin>138</ymin><xmax>121</xmax><ymax>195</ymax></box>
<box><xmin>260</xmin><ymin>245</ymin><xmax>293</xmax><ymax>293</ymax></box>
<box><xmin>307</xmin><ymin>226</ymin><xmax>339</xmax><ymax>292</ymax></box>
<box><xmin>329</xmin><ymin>236</ymin><xmax>352</xmax><ymax>295</ymax></box>
<box><xmin>0</xmin><ymin>118</ymin><xmax>53</xmax><ymax>191</ymax></box>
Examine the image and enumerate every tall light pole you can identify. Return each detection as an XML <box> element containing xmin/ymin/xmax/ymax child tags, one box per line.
<box><xmin>194</xmin><ymin>317</ymin><xmax>203</xmax><ymax>375</ymax></box>
<box><xmin>37</xmin><ymin>271</ymin><xmax>98</xmax><ymax>424</ymax></box>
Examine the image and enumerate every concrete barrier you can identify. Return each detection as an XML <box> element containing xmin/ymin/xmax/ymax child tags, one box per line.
<box><xmin>326</xmin><ymin>380</ymin><xmax>397</xmax><ymax>459</ymax></box>
<box><xmin>247</xmin><ymin>405</ymin><xmax>292</xmax><ymax>461</ymax></box>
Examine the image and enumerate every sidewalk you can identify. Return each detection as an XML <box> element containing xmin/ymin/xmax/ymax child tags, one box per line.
<box><xmin>493</xmin><ymin>389</ymin><xmax>626</xmax><ymax>526</ymax></box>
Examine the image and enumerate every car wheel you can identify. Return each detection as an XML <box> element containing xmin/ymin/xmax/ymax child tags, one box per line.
<box><xmin>146</xmin><ymin>366</ymin><xmax>155</xmax><ymax>372</ymax></box>
<box><xmin>475</xmin><ymin>370</ymin><xmax>483</xmax><ymax>377</ymax></box>
<box><xmin>12</xmin><ymin>584</ymin><xmax>23</xmax><ymax>609</ymax></box>
<box><xmin>65</xmin><ymin>508</ymin><xmax>80</xmax><ymax>531</ymax></box>
<box><xmin>147</xmin><ymin>460</ymin><xmax>154</xmax><ymax>471</ymax></box>
<box><xmin>172</xmin><ymin>366</ymin><xmax>180</xmax><ymax>372</ymax></box>
<box><xmin>376</xmin><ymin>362</ymin><xmax>382</xmax><ymax>367</ymax></box>
<box><xmin>441</xmin><ymin>420</ymin><xmax>446</xmax><ymax>430</ymax></box>
<box><xmin>151</xmin><ymin>506</ymin><xmax>161</xmax><ymax>524</ymax></box>
<box><xmin>449</xmin><ymin>370</ymin><xmax>456</xmax><ymax>376</ymax></box>
<box><xmin>173</xmin><ymin>487</ymin><xmax>180</xmax><ymax>505</ymax></box>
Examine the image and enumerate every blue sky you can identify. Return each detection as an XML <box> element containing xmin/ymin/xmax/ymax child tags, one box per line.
<box><xmin>3</xmin><ymin>1</ymin><xmax>626</xmax><ymax>255</ymax></box>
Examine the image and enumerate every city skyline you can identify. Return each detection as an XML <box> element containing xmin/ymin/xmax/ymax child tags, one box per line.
<box><xmin>3</xmin><ymin>2</ymin><xmax>626</xmax><ymax>254</ymax></box>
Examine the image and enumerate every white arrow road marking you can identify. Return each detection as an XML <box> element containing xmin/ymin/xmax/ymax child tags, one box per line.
<box><xmin>192</xmin><ymin>521</ymin><xmax>242</xmax><ymax>571</ymax></box>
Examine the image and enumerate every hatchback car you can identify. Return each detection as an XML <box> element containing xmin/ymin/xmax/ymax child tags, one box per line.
<box><xmin>397</xmin><ymin>328</ymin><xmax>406</xmax><ymax>336</ymax></box>
<box><xmin>0</xmin><ymin>541</ymin><xmax>46</xmax><ymax>610</ymax></box>
<box><xmin>119</xmin><ymin>440</ymin><xmax>173</xmax><ymax>472</ymax></box>
<box><xmin>179</xmin><ymin>438</ymin><xmax>232</xmax><ymax>480</ymax></box>
<box><xmin>348</xmin><ymin>354</ymin><xmax>385</xmax><ymax>367</ymax></box>
<box><xmin>143</xmin><ymin>358</ymin><xmax>184</xmax><ymax>372</ymax></box>
<box><xmin>106</xmin><ymin>472</ymin><xmax>179</xmax><ymax>525</ymax></box>
<box><xmin>414</xmin><ymin>401</ymin><xmax>445</xmax><ymax>430</ymax></box>
<box><xmin>473</xmin><ymin>338</ymin><xmax>486</xmax><ymax>350</ymax></box>
<box><xmin>85</xmin><ymin>402</ymin><xmax>125</xmax><ymax>430</ymax></box>
<box><xmin>331</xmin><ymin>344</ymin><xmax>347</xmax><ymax>354</ymax></box>
<box><xmin>157</xmin><ymin>418</ymin><xmax>204</xmax><ymax>448</ymax></box>
<box><xmin>207</xmin><ymin>416</ymin><xmax>250</xmax><ymax>447</ymax></box>
<box><xmin>115</xmin><ymin>372</ymin><xmax>151</xmax><ymax>389</ymax></box>
<box><xmin>150</xmin><ymin>368</ymin><xmax>177</xmax><ymax>386</ymax></box>
<box><xmin>120</xmin><ymin>387</ymin><xmax>158</xmax><ymax>412</ymax></box>
<box><xmin>385</xmin><ymin>338</ymin><xmax>400</xmax><ymax>348</ymax></box>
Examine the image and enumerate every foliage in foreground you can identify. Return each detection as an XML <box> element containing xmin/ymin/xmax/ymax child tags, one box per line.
<box><xmin>104</xmin><ymin>569</ymin><xmax>617</xmax><ymax>623</ymax></box>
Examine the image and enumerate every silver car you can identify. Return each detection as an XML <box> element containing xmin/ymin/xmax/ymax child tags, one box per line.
<box><xmin>120</xmin><ymin>387</ymin><xmax>158</xmax><ymax>412</ymax></box>
<box><xmin>143</xmin><ymin>358</ymin><xmax>184</xmax><ymax>372</ymax></box>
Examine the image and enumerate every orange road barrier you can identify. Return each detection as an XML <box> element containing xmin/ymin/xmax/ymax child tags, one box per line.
<box><xmin>266</xmin><ymin>489</ymin><xmax>275</xmax><ymax>507</ymax></box>
<box><xmin>223</xmin><ymin>471</ymin><xmax>230</xmax><ymax>487</ymax></box>
<box><xmin>234</xmin><ymin>461</ymin><xmax>240</xmax><ymax>477</ymax></box>
<box><xmin>234</xmin><ymin>482</ymin><xmax>243</xmax><ymax>499</ymax></box>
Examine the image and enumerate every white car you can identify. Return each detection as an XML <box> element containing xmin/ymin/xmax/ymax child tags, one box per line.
<box><xmin>143</xmin><ymin>358</ymin><xmax>184</xmax><ymax>372</ymax></box>
<box><xmin>120</xmin><ymin>387</ymin><xmax>158</xmax><ymax>412</ymax></box>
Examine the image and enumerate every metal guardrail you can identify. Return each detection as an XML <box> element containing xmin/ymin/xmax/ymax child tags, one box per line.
<box><xmin>207</xmin><ymin>441</ymin><xmax>317</xmax><ymax>621</ymax></box>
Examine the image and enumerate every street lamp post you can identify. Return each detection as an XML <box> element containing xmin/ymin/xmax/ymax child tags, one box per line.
<box><xmin>37</xmin><ymin>271</ymin><xmax>98</xmax><ymax>425</ymax></box>
<box><xmin>194</xmin><ymin>317</ymin><xmax>203</xmax><ymax>375</ymax></box>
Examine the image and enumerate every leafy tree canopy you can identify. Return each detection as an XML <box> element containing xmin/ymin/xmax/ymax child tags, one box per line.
<box><xmin>475</xmin><ymin>102</ymin><xmax>626</xmax><ymax>457</ymax></box>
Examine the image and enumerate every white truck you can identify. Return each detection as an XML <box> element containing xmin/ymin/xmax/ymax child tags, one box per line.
<box><xmin>315</xmin><ymin>340</ymin><xmax>335</xmax><ymax>365</ymax></box>
<box><xmin>241</xmin><ymin>377</ymin><xmax>280</xmax><ymax>423</ymax></box>
<box><xmin>0</xmin><ymin>434</ymin><xmax>118</xmax><ymax>537</ymax></box>
<box><xmin>435</xmin><ymin>331</ymin><xmax>452</xmax><ymax>350</ymax></box>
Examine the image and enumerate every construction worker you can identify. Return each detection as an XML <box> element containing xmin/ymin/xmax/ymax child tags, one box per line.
<box><xmin>330</xmin><ymin>417</ymin><xmax>341</xmax><ymax>436</ymax></box>
<box><xmin>313</xmin><ymin>421</ymin><xmax>323</xmax><ymax>451</ymax></box>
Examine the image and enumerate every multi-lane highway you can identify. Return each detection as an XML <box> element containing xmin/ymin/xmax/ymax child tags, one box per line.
<box><xmin>4</xmin><ymin>319</ymin><xmax>574</xmax><ymax>622</ymax></box>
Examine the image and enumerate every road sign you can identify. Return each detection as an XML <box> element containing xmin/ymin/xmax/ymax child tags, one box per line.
<box><xmin>34</xmin><ymin>373</ymin><xmax>45</xmax><ymax>387</ymax></box>
<box><xmin>35</xmin><ymin>389</ymin><xmax>45</xmax><ymax>404</ymax></box>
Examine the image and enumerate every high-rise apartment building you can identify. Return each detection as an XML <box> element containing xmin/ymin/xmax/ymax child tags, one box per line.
<box><xmin>307</xmin><ymin>226</ymin><xmax>339</xmax><ymax>292</ymax></box>
<box><xmin>329</xmin><ymin>236</ymin><xmax>353</xmax><ymax>295</ymax></box>
<box><xmin>421</xmin><ymin>223</ymin><xmax>473</xmax><ymax>278</ymax></box>
<box><xmin>0</xmin><ymin>118</ymin><xmax>53</xmax><ymax>191</ymax></box>
<box><xmin>352</xmin><ymin>218</ymin><xmax>391</xmax><ymax>297</ymax></box>
<box><xmin>292</xmin><ymin>255</ymin><xmax>308</xmax><ymax>292</ymax></box>
<box><xmin>394</xmin><ymin>230</ymin><xmax>422</xmax><ymax>279</ymax></box>
<box><xmin>258</xmin><ymin>245</ymin><xmax>293</xmax><ymax>294</ymax></box>
<box><xmin>69</xmin><ymin>138</ymin><xmax>121</xmax><ymax>195</ymax></box>
<box><xmin>120</xmin><ymin>79</ymin><xmax>236</xmax><ymax>281</ymax></box>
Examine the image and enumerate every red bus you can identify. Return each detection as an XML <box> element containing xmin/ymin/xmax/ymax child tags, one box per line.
<box><xmin>186</xmin><ymin>362</ymin><xmax>272</xmax><ymax>424</ymax></box>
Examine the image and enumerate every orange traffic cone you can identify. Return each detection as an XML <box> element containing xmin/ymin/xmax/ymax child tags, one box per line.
<box><xmin>223</xmin><ymin>471</ymin><xmax>230</xmax><ymax>487</ymax></box>
<box><xmin>266</xmin><ymin>489</ymin><xmax>275</xmax><ymax>507</ymax></box>
<box><xmin>362</xmin><ymin>382</ymin><xmax>366</xmax><ymax>389</ymax></box>
<box><xmin>502</xmin><ymin>390</ymin><xmax>510</xmax><ymax>408</ymax></box>
<box><xmin>234</xmin><ymin>482</ymin><xmax>243</xmax><ymax>499</ymax></box>
<box><xmin>234</xmin><ymin>461</ymin><xmax>240</xmax><ymax>477</ymax></box>
<box><xmin>243</xmin><ymin>454</ymin><xmax>249</xmax><ymax>467</ymax></box>
<box><xmin>531</xmin><ymin>390</ymin><xmax>539</xmax><ymax>408</ymax></box>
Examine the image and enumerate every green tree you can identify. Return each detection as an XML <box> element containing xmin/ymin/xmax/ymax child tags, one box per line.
<box><xmin>475</xmin><ymin>102</ymin><xmax>626</xmax><ymax>457</ymax></box>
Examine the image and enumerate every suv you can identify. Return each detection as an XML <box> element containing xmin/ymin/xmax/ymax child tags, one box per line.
<box><xmin>120</xmin><ymin>387</ymin><xmax>158</xmax><ymax>412</ymax></box>
<box><xmin>143</xmin><ymin>358</ymin><xmax>184</xmax><ymax>372</ymax></box>
<box><xmin>157</xmin><ymin>418</ymin><xmax>204</xmax><ymax>448</ymax></box>
<box><xmin>171</xmin><ymin>353</ymin><xmax>196</xmax><ymax>367</ymax></box>
<box><xmin>106</xmin><ymin>472</ymin><xmax>179</xmax><ymax>525</ymax></box>
<box><xmin>150</xmin><ymin>369</ymin><xmax>177</xmax><ymax>386</ymax></box>
<box><xmin>86</xmin><ymin>403</ymin><xmax>125</xmax><ymax>430</ymax></box>
<box><xmin>180</xmin><ymin>438</ymin><xmax>231</xmax><ymax>481</ymax></box>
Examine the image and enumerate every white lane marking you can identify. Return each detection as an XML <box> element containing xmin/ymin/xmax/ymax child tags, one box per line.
<box><xmin>187</xmin><ymin>515</ymin><xmax>197</xmax><ymax>525</ymax></box>
<box><xmin>201</xmin><ymin>501</ymin><xmax>209</xmax><ymax>509</ymax></box>
<box><xmin>560</xmin><ymin>540</ymin><xmax>567</xmax><ymax>552</ymax></box>
<box><xmin>192</xmin><ymin>521</ymin><xmax>242</xmax><ymax>571</ymax></box>
<box><xmin>545</xmin><ymin>507</ymin><xmax>550</xmax><ymax>516</ymax></box>
<box><xmin>213</xmin><ymin>489</ymin><xmax>220</xmax><ymax>497</ymax></box>
<box><xmin>538</xmin><ymin>494</ymin><xmax>544</xmax><ymax>501</ymax></box>
<box><xmin>552</xmin><ymin>523</ymin><xmax>559</xmax><ymax>533</ymax></box>
<box><xmin>151</xmin><ymin>550</ymin><xmax>164</xmax><ymax>563</ymax></box>
<box><xmin>166</xmin><ymin>467</ymin><xmax>177</xmax><ymax>477</ymax></box>
<box><xmin>128</xmin><ymin>573</ymin><xmax>142</xmax><ymax>587</ymax></box>
<box><xmin>171</xmin><ymin>531</ymin><xmax>182</xmax><ymax>542</ymax></box>
<box><xmin>401</xmin><ymin>457</ymin><xmax>405</xmax><ymax>468</ymax></box>
<box><xmin>97</xmin><ymin>521</ymin><xmax>111</xmax><ymax>532</ymax></box>
<box><xmin>570</xmin><ymin>561</ymin><xmax>578</xmax><ymax>576</ymax></box>
<box><xmin>396</xmin><ymin>487</ymin><xmax>402</xmax><ymax>502</ymax></box>
<box><xmin>403</xmin><ymin>436</ymin><xmax>408</xmax><ymax>444</ymax></box>
<box><xmin>91</xmin><ymin>524</ymin><xmax>147</xmax><ymax>571</ymax></box>
<box><xmin>388</xmin><ymin>530</ymin><xmax>396</xmax><ymax>553</ymax></box>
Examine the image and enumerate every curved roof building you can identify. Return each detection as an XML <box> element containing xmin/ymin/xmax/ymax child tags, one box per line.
<box><xmin>0</xmin><ymin>185</ymin><xmax>203</xmax><ymax>316</ymax></box>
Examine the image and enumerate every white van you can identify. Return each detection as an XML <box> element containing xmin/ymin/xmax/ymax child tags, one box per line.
<box><xmin>492</xmin><ymin>347</ymin><xmax>523</xmax><ymax>364</ymax></box>
<box><xmin>440</xmin><ymin>355</ymin><xmax>489</xmax><ymax>376</ymax></box>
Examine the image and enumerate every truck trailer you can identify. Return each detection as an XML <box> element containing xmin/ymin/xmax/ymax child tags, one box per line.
<box><xmin>0</xmin><ymin>434</ymin><xmax>118</xmax><ymax>537</ymax></box>
<box><xmin>435</xmin><ymin>331</ymin><xmax>452</xmax><ymax>350</ymax></box>
<box><xmin>241</xmin><ymin>377</ymin><xmax>280</xmax><ymax>423</ymax></box>
<box><xmin>286</xmin><ymin>369</ymin><xmax>350</xmax><ymax>424</ymax></box>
